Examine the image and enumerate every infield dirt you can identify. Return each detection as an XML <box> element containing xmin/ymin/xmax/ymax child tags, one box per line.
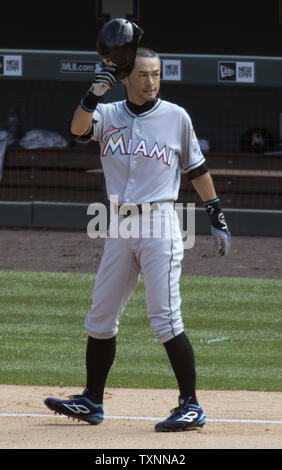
<box><xmin>0</xmin><ymin>385</ymin><xmax>281</xmax><ymax>449</ymax></box>
<box><xmin>0</xmin><ymin>230</ymin><xmax>281</xmax><ymax>450</ymax></box>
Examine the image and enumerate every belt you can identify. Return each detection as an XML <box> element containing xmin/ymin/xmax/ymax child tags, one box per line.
<box><xmin>114</xmin><ymin>202</ymin><xmax>172</xmax><ymax>218</ymax></box>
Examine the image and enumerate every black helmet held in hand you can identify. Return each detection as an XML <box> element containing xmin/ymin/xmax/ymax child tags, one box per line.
<box><xmin>97</xmin><ymin>18</ymin><xmax>144</xmax><ymax>79</ymax></box>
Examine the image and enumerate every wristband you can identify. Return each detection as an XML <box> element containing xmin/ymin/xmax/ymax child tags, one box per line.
<box><xmin>203</xmin><ymin>198</ymin><xmax>220</xmax><ymax>208</ymax></box>
<box><xmin>204</xmin><ymin>199</ymin><xmax>223</xmax><ymax>227</ymax></box>
<box><xmin>80</xmin><ymin>89</ymin><xmax>100</xmax><ymax>113</ymax></box>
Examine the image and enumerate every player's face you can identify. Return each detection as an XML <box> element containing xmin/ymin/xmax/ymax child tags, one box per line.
<box><xmin>122</xmin><ymin>57</ymin><xmax>161</xmax><ymax>105</ymax></box>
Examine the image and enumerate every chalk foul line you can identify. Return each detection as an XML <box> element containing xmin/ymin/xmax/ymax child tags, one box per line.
<box><xmin>0</xmin><ymin>412</ymin><xmax>281</xmax><ymax>425</ymax></box>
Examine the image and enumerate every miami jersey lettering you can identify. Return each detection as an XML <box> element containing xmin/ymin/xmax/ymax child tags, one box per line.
<box><xmin>101</xmin><ymin>127</ymin><xmax>173</xmax><ymax>166</ymax></box>
<box><xmin>91</xmin><ymin>98</ymin><xmax>205</xmax><ymax>204</ymax></box>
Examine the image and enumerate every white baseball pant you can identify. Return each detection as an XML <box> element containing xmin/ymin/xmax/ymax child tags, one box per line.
<box><xmin>85</xmin><ymin>202</ymin><xmax>185</xmax><ymax>344</ymax></box>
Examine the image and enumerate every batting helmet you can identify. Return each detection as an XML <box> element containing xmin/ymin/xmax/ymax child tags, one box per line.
<box><xmin>97</xmin><ymin>18</ymin><xmax>143</xmax><ymax>78</ymax></box>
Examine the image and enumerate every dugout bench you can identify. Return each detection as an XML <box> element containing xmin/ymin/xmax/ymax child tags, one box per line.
<box><xmin>1</xmin><ymin>146</ymin><xmax>282</xmax><ymax>211</ymax></box>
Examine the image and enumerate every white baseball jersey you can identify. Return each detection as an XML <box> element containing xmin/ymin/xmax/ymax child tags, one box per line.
<box><xmin>91</xmin><ymin>98</ymin><xmax>205</xmax><ymax>204</ymax></box>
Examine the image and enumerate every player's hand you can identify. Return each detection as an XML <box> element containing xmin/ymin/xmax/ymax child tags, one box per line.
<box><xmin>210</xmin><ymin>225</ymin><xmax>231</xmax><ymax>256</ymax></box>
<box><xmin>80</xmin><ymin>66</ymin><xmax>118</xmax><ymax>111</ymax></box>
<box><xmin>204</xmin><ymin>199</ymin><xmax>231</xmax><ymax>256</ymax></box>
<box><xmin>90</xmin><ymin>66</ymin><xmax>118</xmax><ymax>96</ymax></box>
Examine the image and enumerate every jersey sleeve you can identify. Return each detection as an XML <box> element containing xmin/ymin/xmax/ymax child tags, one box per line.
<box><xmin>91</xmin><ymin>104</ymin><xmax>104</xmax><ymax>141</ymax></box>
<box><xmin>179</xmin><ymin>109</ymin><xmax>206</xmax><ymax>174</ymax></box>
<box><xmin>73</xmin><ymin>103</ymin><xmax>104</xmax><ymax>144</ymax></box>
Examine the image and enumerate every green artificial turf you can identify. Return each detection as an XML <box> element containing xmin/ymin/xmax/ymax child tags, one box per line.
<box><xmin>1</xmin><ymin>270</ymin><xmax>281</xmax><ymax>392</ymax></box>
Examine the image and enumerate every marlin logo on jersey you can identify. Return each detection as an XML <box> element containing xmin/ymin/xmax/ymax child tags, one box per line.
<box><xmin>102</xmin><ymin>125</ymin><xmax>127</xmax><ymax>140</ymax></box>
<box><xmin>101</xmin><ymin>126</ymin><xmax>173</xmax><ymax>166</ymax></box>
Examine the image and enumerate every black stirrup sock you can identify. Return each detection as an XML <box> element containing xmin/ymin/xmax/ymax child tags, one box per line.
<box><xmin>85</xmin><ymin>335</ymin><xmax>116</xmax><ymax>404</ymax></box>
<box><xmin>163</xmin><ymin>332</ymin><xmax>199</xmax><ymax>405</ymax></box>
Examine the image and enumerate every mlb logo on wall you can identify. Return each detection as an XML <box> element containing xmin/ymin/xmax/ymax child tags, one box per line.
<box><xmin>218</xmin><ymin>61</ymin><xmax>255</xmax><ymax>83</ymax></box>
<box><xmin>0</xmin><ymin>55</ymin><xmax>22</xmax><ymax>76</ymax></box>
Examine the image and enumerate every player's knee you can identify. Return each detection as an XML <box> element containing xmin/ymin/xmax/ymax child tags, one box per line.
<box><xmin>149</xmin><ymin>315</ymin><xmax>184</xmax><ymax>344</ymax></box>
<box><xmin>85</xmin><ymin>317</ymin><xmax>119</xmax><ymax>339</ymax></box>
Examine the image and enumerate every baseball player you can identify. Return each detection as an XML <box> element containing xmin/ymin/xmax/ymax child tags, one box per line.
<box><xmin>44</xmin><ymin>25</ymin><xmax>230</xmax><ymax>432</ymax></box>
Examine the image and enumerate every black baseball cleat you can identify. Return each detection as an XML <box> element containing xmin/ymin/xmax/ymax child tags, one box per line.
<box><xmin>44</xmin><ymin>389</ymin><xmax>104</xmax><ymax>425</ymax></box>
<box><xmin>155</xmin><ymin>396</ymin><xmax>206</xmax><ymax>432</ymax></box>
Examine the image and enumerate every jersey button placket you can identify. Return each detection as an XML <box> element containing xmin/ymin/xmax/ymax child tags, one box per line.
<box><xmin>124</xmin><ymin>118</ymin><xmax>139</xmax><ymax>202</ymax></box>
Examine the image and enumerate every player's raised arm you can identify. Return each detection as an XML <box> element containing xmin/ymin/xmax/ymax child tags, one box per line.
<box><xmin>71</xmin><ymin>19</ymin><xmax>142</xmax><ymax>139</ymax></box>
<box><xmin>70</xmin><ymin>66</ymin><xmax>118</xmax><ymax>137</ymax></box>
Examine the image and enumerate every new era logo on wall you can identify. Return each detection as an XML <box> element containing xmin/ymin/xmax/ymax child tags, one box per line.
<box><xmin>162</xmin><ymin>60</ymin><xmax>182</xmax><ymax>81</ymax></box>
<box><xmin>218</xmin><ymin>61</ymin><xmax>255</xmax><ymax>83</ymax></box>
<box><xmin>218</xmin><ymin>62</ymin><xmax>236</xmax><ymax>81</ymax></box>
<box><xmin>0</xmin><ymin>55</ymin><xmax>22</xmax><ymax>76</ymax></box>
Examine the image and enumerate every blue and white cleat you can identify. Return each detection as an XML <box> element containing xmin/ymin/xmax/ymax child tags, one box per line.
<box><xmin>155</xmin><ymin>396</ymin><xmax>206</xmax><ymax>432</ymax></box>
<box><xmin>44</xmin><ymin>389</ymin><xmax>104</xmax><ymax>425</ymax></box>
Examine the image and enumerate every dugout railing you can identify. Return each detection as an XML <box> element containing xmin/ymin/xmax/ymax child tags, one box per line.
<box><xmin>0</xmin><ymin>49</ymin><xmax>282</xmax><ymax>235</ymax></box>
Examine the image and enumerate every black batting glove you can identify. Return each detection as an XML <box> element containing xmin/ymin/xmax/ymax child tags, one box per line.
<box><xmin>204</xmin><ymin>198</ymin><xmax>231</xmax><ymax>256</ymax></box>
<box><xmin>80</xmin><ymin>66</ymin><xmax>118</xmax><ymax>112</ymax></box>
<box><xmin>91</xmin><ymin>66</ymin><xmax>118</xmax><ymax>95</ymax></box>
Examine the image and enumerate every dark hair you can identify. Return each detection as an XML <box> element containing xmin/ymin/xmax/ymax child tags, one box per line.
<box><xmin>136</xmin><ymin>47</ymin><xmax>160</xmax><ymax>61</ymax></box>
